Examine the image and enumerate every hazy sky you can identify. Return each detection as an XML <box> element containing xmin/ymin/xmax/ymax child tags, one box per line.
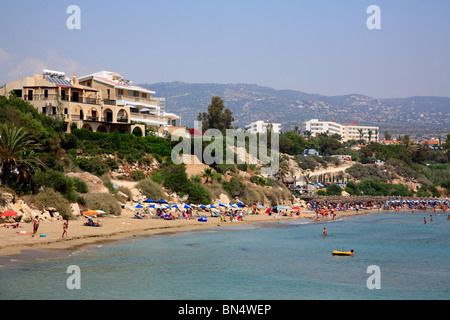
<box><xmin>1</xmin><ymin>0</ymin><xmax>449</xmax><ymax>98</ymax></box>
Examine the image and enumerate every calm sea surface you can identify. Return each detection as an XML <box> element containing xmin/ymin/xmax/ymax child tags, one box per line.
<box><xmin>0</xmin><ymin>212</ymin><xmax>449</xmax><ymax>300</ymax></box>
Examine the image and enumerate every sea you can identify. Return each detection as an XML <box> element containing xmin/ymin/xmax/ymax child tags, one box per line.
<box><xmin>0</xmin><ymin>211</ymin><xmax>449</xmax><ymax>300</ymax></box>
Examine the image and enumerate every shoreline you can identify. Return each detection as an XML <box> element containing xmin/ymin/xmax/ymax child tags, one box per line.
<box><xmin>0</xmin><ymin>208</ymin><xmax>385</xmax><ymax>260</ymax></box>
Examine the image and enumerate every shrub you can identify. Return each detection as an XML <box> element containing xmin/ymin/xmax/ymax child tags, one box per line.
<box><xmin>76</xmin><ymin>157</ymin><xmax>109</xmax><ymax>176</ymax></box>
<box><xmin>33</xmin><ymin>169</ymin><xmax>74</xmax><ymax>195</ymax></box>
<box><xmin>161</xmin><ymin>164</ymin><xmax>191</xmax><ymax>194</ymax></box>
<box><xmin>222</xmin><ymin>177</ymin><xmax>245</xmax><ymax>198</ymax></box>
<box><xmin>72</xmin><ymin>177</ymin><xmax>89</xmax><ymax>193</ymax></box>
<box><xmin>82</xmin><ymin>193</ymin><xmax>122</xmax><ymax>216</ymax></box>
<box><xmin>137</xmin><ymin>179</ymin><xmax>165</xmax><ymax>200</ymax></box>
<box><xmin>131</xmin><ymin>170</ymin><xmax>146</xmax><ymax>181</ymax></box>
<box><xmin>150</xmin><ymin>170</ymin><xmax>163</xmax><ymax>184</ymax></box>
<box><xmin>100</xmin><ymin>174</ymin><xmax>116</xmax><ymax>193</ymax></box>
<box><xmin>326</xmin><ymin>183</ymin><xmax>342</xmax><ymax>196</ymax></box>
<box><xmin>187</xmin><ymin>181</ymin><xmax>211</xmax><ymax>204</ymax></box>
<box><xmin>31</xmin><ymin>188</ymin><xmax>72</xmax><ymax>219</ymax></box>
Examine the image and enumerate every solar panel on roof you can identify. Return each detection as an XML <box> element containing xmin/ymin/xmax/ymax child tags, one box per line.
<box><xmin>44</xmin><ymin>75</ymin><xmax>73</xmax><ymax>87</ymax></box>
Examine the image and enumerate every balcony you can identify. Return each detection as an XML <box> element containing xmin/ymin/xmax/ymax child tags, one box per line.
<box><xmin>23</xmin><ymin>93</ymin><xmax>100</xmax><ymax>105</ymax></box>
<box><xmin>103</xmin><ymin>99</ymin><xmax>116</xmax><ymax>106</ymax></box>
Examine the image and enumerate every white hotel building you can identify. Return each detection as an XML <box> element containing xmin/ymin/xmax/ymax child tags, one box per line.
<box><xmin>245</xmin><ymin>120</ymin><xmax>281</xmax><ymax>134</ymax></box>
<box><xmin>305</xmin><ymin>119</ymin><xmax>379</xmax><ymax>143</ymax></box>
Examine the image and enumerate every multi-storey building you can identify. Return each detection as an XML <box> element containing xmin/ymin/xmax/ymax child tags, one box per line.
<box><xmin>305</xmin><ymin>119</ymin><xmax>379</xmax><ymax>143</ymax></box>
<box><xmin>245</xmin><ymin>120</ymin><xmax>281</xmax><ymax>134</ymax></box>
<box><xmin>0</xmin><ymin>70</ymin><xmax>184</xmax><ymax>137</ymax></box>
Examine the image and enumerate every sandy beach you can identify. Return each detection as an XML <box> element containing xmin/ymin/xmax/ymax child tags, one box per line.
<box><xmin>0</xmin><ymin>207</ymin><xmax>376</xmax><ymax>257</ymax></box>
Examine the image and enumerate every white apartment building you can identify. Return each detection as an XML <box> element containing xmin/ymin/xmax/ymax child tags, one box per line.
<box><xmin>305</xmin><ymin>119</ymin><xmax>379</xmax><ymax>143</ymax></box>
<box><xmin>245</xmin><ymin>120</ymin><xmax>281</xmax><ymax>134</ymax></box>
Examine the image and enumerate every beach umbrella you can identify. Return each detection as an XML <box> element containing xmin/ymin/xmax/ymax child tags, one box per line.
<box><xmin>292</xmin><ymin>206</ymin><xmax>300</xmax><ymax>210</ymax></box>
<box><xmin>156</xmin><ymin>198</ymin><xmax>168</xmax><ymax>204</ymax></box>
<box><xmin>199</xmin><ymin>204</ymin><xmax>207</xmax><ymax>208</ymax></box>
<box><xmin>208</xmin><ymin>205</ymin><xmax>216</xmax><ymax>208</ymax></box>
<box><xmin>135</xmin><ymin>204</ymin><xmax>143</xmax><ymax>208</ymax></box>
<box><xmin>95</xmin><ymin>210</ymin><xmax>106</xmax><ymax>215</ymax></box>
<box><xmin>172</xmin><ymin>204</ymin><xmax>179</xmax><ymax>208</ymax></box>
<box><xmin>219</xmin><ymin>203</ymin><xmax>227</xmax><ymax>207</ymax></box>
<box><xmin>184</xmin><ymin>204</ymin><xmax>191</xmax><ymax>209</ymax></box>
<box><xmin>256</xmin><ymin>205</ymin><xmax>265</xmax><ymax>209</ymax></box>
<box><xmin>82</xmin><ymin>210</ymin><xmax>99</xmax><ymax>215</ymax></box>
<box><xmin>0</xmin><ymin>210</ymin><xmax>18</xmax><ymax>217</ymax></box>
<box><xmin>143</xmin><ymin>198</ymin><xmax>155</xmax><ymax>203</ymax></box>
<box><xmin>237</xmin><ymin>202</ymin><xmax>246</xmax><ymax>207</ymax></box>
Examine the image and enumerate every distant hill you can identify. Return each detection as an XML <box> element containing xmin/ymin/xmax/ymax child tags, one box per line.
<box><xmin>140</xmin><ymin>82</ymin><xmax>450</xmax><ymax>140</ymax></box>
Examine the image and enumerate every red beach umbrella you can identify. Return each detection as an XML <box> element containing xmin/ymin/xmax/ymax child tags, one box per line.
<box><xmin>0</xmin><ymin>210</ymin><xmax>18</xmax><ymax>217</ymax></box>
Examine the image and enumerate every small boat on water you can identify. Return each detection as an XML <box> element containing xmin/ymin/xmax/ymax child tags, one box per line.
<box><xmin>332</xmin><ymin>250</ymin><xmax>354</xmax><ymax>256</ymax></box>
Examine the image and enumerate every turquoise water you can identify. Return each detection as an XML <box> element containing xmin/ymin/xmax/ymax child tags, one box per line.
<box><xmin>0</xmin><ymin>212</ymin><xmax>449</xmax><ymax>300</ymax></box>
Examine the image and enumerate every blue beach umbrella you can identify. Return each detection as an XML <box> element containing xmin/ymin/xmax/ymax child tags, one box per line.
<box><xmin>143</xmin><ymin>198</ymin><xmax>155</xmax><ymax>203</ymax></box>
<box><xmin>156</xmin><ymin>198</ymin><xmax>168</xmax><ymax>204</ymax></box>
<box><xmin>135</xmin><ymin>204</ymin><xmax>143</xmax><ymax>208</ymax></box>
<box><xmin>237</xmin><ymin>202</ymin><xmax>246</xmax><ymax>207</ymax></box>
<box><xmin>219</xmin><ymin>203</ymin><xmax>227</xmax><ymax>207</ymax></box>
<box><xmin>184</xmin><ymin>204</ymin><xmax>191</xmax><ymax>209</ymax></box>
<box><xmin>199</xmin><ymin>204</ymin><xmax>207</xmax><ymax>208</ymax></box>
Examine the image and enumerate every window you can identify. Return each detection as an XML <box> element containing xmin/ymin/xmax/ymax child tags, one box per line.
<box><xmin>118</xmin><ymin>89</ymin><xmax>124</xmax><ymax>96</ymax></box>
<box><xmin>142</xmin><ymin>93</ymin><xmax>147</xmax><ymax>99</ymax></box>
<box><xmin>44</xmin><ymin>90</ymin><xmax>48</xmax><ymax>98</ymax></box>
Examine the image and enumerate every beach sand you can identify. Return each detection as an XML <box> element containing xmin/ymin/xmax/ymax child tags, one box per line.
<box><xmin>0</xmin><ymin>207</ymin><xmax>376</xmax><ymax>257</ymax></box>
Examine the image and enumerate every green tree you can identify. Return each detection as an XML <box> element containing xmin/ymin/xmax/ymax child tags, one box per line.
<box><xmin>326</xmin><ymin>183</ymin><xmax>342</xmax><ymax>196</ymax></box>
<box><xmin>197</xmin><ymin>96</ymin><xmax>234</xmax><ymax>134</ymax></box>
<box><xmin>201</xmin><ymin>168</ymin><xmax>214</xmax><ymax>184</ymax></box>
<box><xmin>0</xmin><ymin>124</ymin><xmax>46</xmax><ymax>188</ymax></box>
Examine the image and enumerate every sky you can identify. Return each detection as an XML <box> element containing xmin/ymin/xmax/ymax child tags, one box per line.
<box><xmin>0</xmin><ymin>0</ymin><xmax>449</xmax><ymax>99</ymax></box>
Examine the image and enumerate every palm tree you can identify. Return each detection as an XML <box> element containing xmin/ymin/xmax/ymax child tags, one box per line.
<box><xmin>357</xmin><ymin>128</ymin><xmax>364</xmax><ymax>141</ymax></box>
<box><xmin>0</xmin><ymin>124</ymin><xmax>46</xmax><ymax>188</ymax></box>
<box><xmin>368</xmin><ymin>129</ymin><xmax>373</xmax><ymax>143</ymax></box>
<box><xmin>201</xmin><ymin>168</ymin><xmax>214</xmax><ymax>184</ymax></box>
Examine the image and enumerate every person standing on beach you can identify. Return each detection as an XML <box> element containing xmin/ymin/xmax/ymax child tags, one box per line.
<box><xmin>62</xmin><ymin>218</ymin><xmax>69</xmax><ymax>238</ymax></box>
<box><xmin>32</xmin><ymin>215</ymin><xmax>40</xmax><ymax>236</ymax></box>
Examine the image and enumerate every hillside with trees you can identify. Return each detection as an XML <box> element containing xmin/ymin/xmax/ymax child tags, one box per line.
<box><xmin>0</xmin><ymin>94</ymin><xmax>448</xmax><ymax>223</ymax></box>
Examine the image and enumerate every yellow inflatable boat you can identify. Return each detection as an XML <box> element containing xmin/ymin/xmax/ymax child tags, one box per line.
<box><xmin>332</xmin><ymin>250</ymin><xmax>354</xmax><ymax>256</ymax></box>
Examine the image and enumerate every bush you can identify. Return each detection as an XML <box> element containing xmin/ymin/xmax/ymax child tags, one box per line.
<box><xmin>31</xmin><ymin>188</ymin><xmax>72</xmax><ymax>219</ymax></box>
<box><xmin>326</xmin><ymin>183</ymin><xmax>342</xmax><ymax>196</ymax></box>
<box><xmin>137</xmin><ymin>179</ymin><xmax>165</xmax><ymax>200</ymax></box>
<box><xmin>131</xmin><ymin>170</ymin><xmax>146</xmax><ymax>181</ymax></box>
<box><xmin>222</xmin><ymin>177</ymin><xmax>246</xmax><ymax>198</ymax></box>
<box><xmin>150</xmin><ymin>170</ymin><xmax>163</xmax><ymax>184</ymax></box>
<box><xmin>72</xmin><ymin>177</ymin><xmax>89</xmax><ymax>193</ymax></box>
<box><xmin>187</xmin><ymin>181</ymin><xmax>211</xmax><ymax>204</ymax></box>
<box><xmin>161</xmin><ymin>164</ymin><xmax>191</xmax><ymax>194</ymax></box>
<box><xmin>33</xmin><ymin>170</ymin><xmax>74</xmax><ymax>195</ymax></box>
<box><xmin>82</xmin><ymin>193</ymin><xmax>122</xmax><ymax>216</ymax></box>
<box><xmin>75</xmin><ymin>157</ymin><xmax>109</xmax><ymax>176</ymax></box>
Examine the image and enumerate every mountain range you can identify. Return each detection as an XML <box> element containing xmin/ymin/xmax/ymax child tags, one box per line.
<box><xmin>139</xmin><ymin>82</ymin><xmax>450</xmax><ymax>140</ymax></box>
